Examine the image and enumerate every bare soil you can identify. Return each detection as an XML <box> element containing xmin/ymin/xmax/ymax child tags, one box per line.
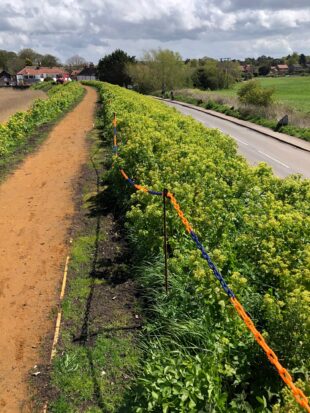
<box><xmin>0</xmin><ymin>86</ymin><xmax>97</xmax><ymax>412</ymax></box>
<box><xmin>0</xmin><ymin>88</ymin><xmax>47</xmax><ymax>123</ymax></box>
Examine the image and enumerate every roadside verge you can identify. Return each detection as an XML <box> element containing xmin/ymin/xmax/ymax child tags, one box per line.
<box><xmin>155</xmin><ymin>97</ymin><xmax>310</xmax><ymax>153</ymax></box>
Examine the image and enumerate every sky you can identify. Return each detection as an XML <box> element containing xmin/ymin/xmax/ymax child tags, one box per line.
<box><xmin>0</xmin><ymin>0</ymin><xmax>310</xmax><ymax>63</ymax></box>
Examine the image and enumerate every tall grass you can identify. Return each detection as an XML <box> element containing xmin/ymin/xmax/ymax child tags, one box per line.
<box><xmin>175</xmin><ymin>88</ymin><xmax>310</xmax><ymax>128</ymax></box>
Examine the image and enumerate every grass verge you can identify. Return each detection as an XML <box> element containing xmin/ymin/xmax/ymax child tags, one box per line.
<box><xmin>165</xmin><ymin>92</ymin><xmax>310</xmax><ymax>142</ymax></box>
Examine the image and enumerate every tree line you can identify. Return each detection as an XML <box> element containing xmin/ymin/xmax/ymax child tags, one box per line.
<box><xmin>96</xmin><ymin>49</ymin><xmax>310</xmax><ymax>94</ymax></box>
<box><xmin>0</xmin><ymin>48</ymin><xmax>89</xmax><ymax>74</ymax></box>
<box><xmin>96</xmin><ymin>49</ymin><xmax>242</xmax><ymax>93</ymax></box>
<box><xmin>2</xmin><ymin>47</ymin><xmax>309</xmax><ymax>94</ymax></box>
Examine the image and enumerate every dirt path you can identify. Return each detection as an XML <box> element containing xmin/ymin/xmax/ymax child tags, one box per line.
<box><xmin>0</xmin><ymin>89</ymin><xmax>47</xmax><ymax>123</ymax></box>
<box><xmin>0</xmin><ymin>86</ymin><xmax>97</xmax><ymax>412</ymax></box>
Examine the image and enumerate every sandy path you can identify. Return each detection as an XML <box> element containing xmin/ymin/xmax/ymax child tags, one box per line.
<box><xmin>0</xmin><ymin>86</ymin><xmax>97</xmax><ymax>412</ymax></box>
<box><xmin>0</xmin><ymin>88</ymin><xmax>47</xmax><ymax>123</ymax></box>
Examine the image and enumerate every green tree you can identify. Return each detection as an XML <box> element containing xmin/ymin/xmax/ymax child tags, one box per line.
<box><xmin>25</xmin><ymin>58</ymin><xmax>33</xmax><ymax>66</ymax></box>
<box><xmin>237</xmin><ymin>80</ymin><xmax>274</xmax><ymax>106</ymax></box>
<box><xmin>145</xmin><ymin>49</ymin><xmax>188</xmax><ymax>91</ymax></box>
<box><xmin>191</xmin><ymin>61</ymin><xmax>218</xmax><ymax>90</ymax></box>
<box><xmin>299</xmin><ymin>53</ymin><xmax>307</xmax><ymax>67</ymax></box>
<box><xmin>217</xmin><ymin>60</ymin><xmax>241</xmax><ymax>88</ymax></box>
<box><xmin>126</xmin><ymin>62</ymin><xmax>154</xmax><ymax>93</ymax></box>
<box><xmin>191</xmin><ymin>60</ymin><xmax>240</xmax><ymax>90</ymax></box>
<box><xmin>41</xmin><ymin>54</ymin><xmax>60</xmax><ymax>67</ymax></box>
<box><xmin>126</xmin><ymin>49</ymin><xmax>189</xmax><ymax>92</ymax></box>
<box><xmin>258</xmin><ymin>65</ymin><xmax>270</xmax><ymax>76</ymax></box>
<box><xmin>18</xmin><ymin>48</ymin><xmax>41</xmax><ymax>66</ymax></box>
<box><xmin>7</xmin><ymin>57</ymin><xmax>25</xmax><ymax>74</ymax></box>
<box><xmin>286</xmin><ymin>52</ymin><xmax>299</xmax><ymax>66</ymax></box>
<box><xmin>97</xmin><ymin>49</ymin><xmax>135</xmax><ymax>87</ymax></box>
<box><xmin>0</xmin><ymin>50</ymin><xmax>17</xmax><ymax>71</ymax></box>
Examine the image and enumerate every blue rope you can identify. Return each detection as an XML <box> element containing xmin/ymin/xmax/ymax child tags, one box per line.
<box><xmin>190</xmin><ymin>230</ymin><xmax>235</xmax><ymax>298</ymax></box>
<box><xmin>148</xmin><ymin>190</ymin><xmax>163</xmax><ymax>196</ymax></box>
<box><xmin>124</xmin><ymin>176</ymin><xmax>163</xmax><ymax>196</ymax></box>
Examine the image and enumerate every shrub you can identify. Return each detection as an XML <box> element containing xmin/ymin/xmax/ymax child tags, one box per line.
<box><xmin>238</xmin><ymin>80</ymin><xmax>275</xmax><ymax>106</ymax></box>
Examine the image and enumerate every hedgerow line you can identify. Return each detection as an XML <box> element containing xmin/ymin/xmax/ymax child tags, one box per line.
<box><xmin>112</xmin><ymin>112</ymin><xmax>310</xmax><ymax>412</ymax></box>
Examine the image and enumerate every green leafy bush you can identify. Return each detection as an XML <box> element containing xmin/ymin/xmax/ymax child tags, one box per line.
<box><xmin>238</xmin><ymin>80</ymin><xmax>275</xmax><ymax>107</ymax></box>
<box><xmin>85</xmin><ymin>81</ymin><xmax>309</xmax><ymax>412</ymax></box>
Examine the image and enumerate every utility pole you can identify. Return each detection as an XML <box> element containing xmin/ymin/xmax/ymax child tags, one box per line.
<box><xmin>220</xmin><ymin>57</ymin><xmax>231</xmax><ymax>89</ymax></box>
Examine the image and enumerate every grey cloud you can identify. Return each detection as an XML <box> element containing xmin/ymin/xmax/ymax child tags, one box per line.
<box><xmin>222</xmin><ymin>0</ymin><xmax>310</xmax><ymax>11</ymax></box>
<box><xmin>0</xmin><ymin>0</ymin><xmax>309</xmax><ymax>62</ymax></box>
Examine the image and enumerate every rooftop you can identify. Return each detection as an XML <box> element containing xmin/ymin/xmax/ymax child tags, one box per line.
<box><xmin>77</xmin><ymin>66</ymin><xmax>97</xmax><ymax>76</ymax></box>
<box><xmin>17</xmin><ymin>66</ymin><xmax>68</xmax><ymax>76</ymax></box>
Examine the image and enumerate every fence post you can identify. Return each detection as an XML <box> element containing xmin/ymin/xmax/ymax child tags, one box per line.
<box><xmin>163</xmin><ymin>188</ymin><xmax>168</xmax><ymax>293</ymax></box>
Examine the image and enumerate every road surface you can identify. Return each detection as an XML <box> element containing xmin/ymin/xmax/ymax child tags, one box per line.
<box><xmin>164</xmin><ymin>101</ymin><xmax>310</xmax><ymax>179</ymax></box>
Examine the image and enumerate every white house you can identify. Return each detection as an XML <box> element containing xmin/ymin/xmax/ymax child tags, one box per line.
<box><xmin>16</xmin><ymin>66</ymin><xmax>69</xmax><ymax>85</ymax></box>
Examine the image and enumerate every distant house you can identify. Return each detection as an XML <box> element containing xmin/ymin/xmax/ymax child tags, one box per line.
<box><xmin>239</xmin><ymin>64</ymin><xmax>254</xmax><ymax>73</ymax></box>
<box><xmin>0</xmin><ymin>70</ymin><xmax>12</xmax><ymax>86</ymax></box>
<box><xmin>16</xmin><ymin>66</ymin><xmax>69</xmax><ymax>85</ymax></box>
<box><xmin>270</xmin><ymin>66</ymin><xmax>278</xmax><ymax>75</ymax></box>
<box><xmin>77</xmin><ymin>64</ymin><xmax>97</xmax><ymax>81</ymax></box>
<box><xmin>70</xmin><ymin>69</ymin><xmax>82</xmax><ymax>80</ymax></box>
<box><xmin>289</xmin><ymin>64</ymin><xmax>303</xmax><ymax>74</ymax></box>
<box><xmin>276</xmin><ymin>64</ymin><xmax>288</xmax><ymax>75</ymax></box>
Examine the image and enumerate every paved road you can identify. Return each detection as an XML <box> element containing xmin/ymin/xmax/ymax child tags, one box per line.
<box><xmin>165</xmin><ymin>101</ymin><xmax>310</xmax><ymax>179</ymax></box>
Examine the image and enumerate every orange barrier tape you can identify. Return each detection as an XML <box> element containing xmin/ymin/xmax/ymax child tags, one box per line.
<box><xmin>120</xmin><ymin>169</ymin><xmax>128</xmax><ymax>180</ymax></box>
<box><xmin>120</xmin><ymin>169</ymin><xmax>148</xmax><ymax>193</ymax></box>
<box><xmin>167</xmin><ymin>191</ymin><xmax>192</xmax><ymax>233</ymax></box>
<box><xmin>231</xmin><ymin>297</ymin><xmax>310</xmax><ymax>412</ymax></box>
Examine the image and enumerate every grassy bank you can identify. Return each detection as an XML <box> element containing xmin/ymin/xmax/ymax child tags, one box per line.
<box><xmin>166</xmin><ymin>91</ymin><xmax>310</xmax><ymax>141</ymax></box>
<box><xmin>164</xmin><ymin>76</ymin><xmax>310</xmax><ymax>141</ymax></box>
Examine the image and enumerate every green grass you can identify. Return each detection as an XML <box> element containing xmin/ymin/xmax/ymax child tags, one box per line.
<box><xmin>183</xmin><ymin>76</ymin><xmax>310</xmax><ymax>113</ymax></box>
<box><xmin>255</xmin><ymin>77</ymin><xmax>310</xmax><ymax>113</ymax></box>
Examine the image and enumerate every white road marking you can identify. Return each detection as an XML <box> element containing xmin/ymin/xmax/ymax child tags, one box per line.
<box><xmin>258</xmin><ymin>151</ymin><xmax>290</xmax><ymax>168</ymax></box>
<box><xmin>234</xmin><ymin>137</ymin><xmax>249</xmax><ymax>146</ymax></box>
